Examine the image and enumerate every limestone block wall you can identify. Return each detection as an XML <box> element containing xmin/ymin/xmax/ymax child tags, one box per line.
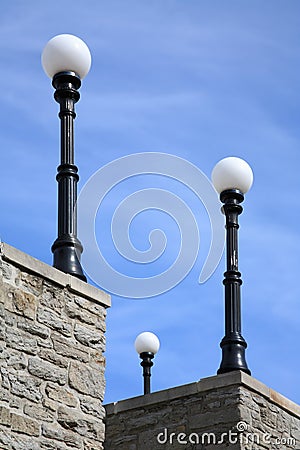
<box><xmin>105</xmin><ymin>371</ymin><xmax>300</xmax><ymax>450</ymax></box>
<box><xmin>0</xmin><ymin>242</ymin><xmax>111</xmax><ymax>450</ymax></box>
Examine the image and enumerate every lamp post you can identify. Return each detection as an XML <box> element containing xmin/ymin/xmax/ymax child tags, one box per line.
<box><xmin>42</xmin><ymin>34</ymin><xmax>91</xmax><ymax>281</ymax></box>
<box><xmin>135</xmin><ymin>332</ymin><xmax>160</xmax><ymax>395</ymax></box>
<box><xmin>211</xmin><ymin>157</ymin><xmax>253</xmax><ymax>375</ymax></box>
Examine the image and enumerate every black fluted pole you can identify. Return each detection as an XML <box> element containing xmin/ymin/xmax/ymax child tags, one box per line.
<box><xmin>140</xmin><ymin>352</ymin><xmax>154</xmax><ymax>394</ymax></box>
<box><xmin>51</xmin><ymin>71</ymin><xmax>86</xmax><ymax>281</ymax></box>
<box><xmin>217</xmin><ymin>189</ymin><xmax>250</xmax><ymax>375</ymax></box>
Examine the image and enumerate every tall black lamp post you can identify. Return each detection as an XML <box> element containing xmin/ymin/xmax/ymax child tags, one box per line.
<box><xmin>41</xmin><ymin>34</ymin><xmax>91</xmax><ymax>281</ymax></box>
<box><xmin>135</xmin><ymin>332</ymin><xmax>160</xmax><ymax>395</ymax></box>
<box><xmin>212</xmin><ymin>157</ymin><xmax>253</xmax><ymax>375</ymax></box>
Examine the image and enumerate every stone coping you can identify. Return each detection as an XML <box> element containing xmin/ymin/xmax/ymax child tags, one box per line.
<box><xmin>0</xmin><ymin>242</ymin><xmax>111</xmax><ymax>308</ymax></box>
<box><xmin>105</xmin><ymin>371</ymin><xmax>300</xmax><ymax>419</ymax></box>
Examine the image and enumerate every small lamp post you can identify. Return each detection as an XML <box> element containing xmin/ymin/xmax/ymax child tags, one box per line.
<box><xmin>135</xmin><ymin>332</ymin><xmax>160</xmax><ymax>395</ymax></box>
<box><xmin>211</xmin><ymin>157</ymin><xmax>253</xmax><ymax>375</ymax></box>
<box><xmin>42</xmin><ymin>34</ymin><xmax>91</xmax><ymax>281</ymax></box>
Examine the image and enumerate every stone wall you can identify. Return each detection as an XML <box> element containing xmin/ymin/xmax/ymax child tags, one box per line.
<box><xmin>105</xmin><ymin>371</ymin><xmax>300</xmax><ymax>450</ymax></box>
<box><xmin>0</xmin><ymin>242</ymin><xmax>111</xmax><ymax>450</ymax></box>
<box><xmin>1</xmin><ymin>242</ymin><xmax>299</xmax><ymax>450</ymax></box>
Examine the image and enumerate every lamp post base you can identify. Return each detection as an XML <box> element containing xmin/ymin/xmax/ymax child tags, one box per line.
<box><xmin>52</xmin><ymin>237</ymin><xmax>87</xmax><ymax>282</ymax></box>
<box><xmin>217</xmin><ymin>333</ymin><xmax>251</xmax><ymax>375</ymax></box>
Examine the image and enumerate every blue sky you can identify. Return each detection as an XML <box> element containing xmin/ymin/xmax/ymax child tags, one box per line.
<box><xmin>0</xmin><ymin>0</ymin><xmax>300</xmax><ymax>406</ymax></box>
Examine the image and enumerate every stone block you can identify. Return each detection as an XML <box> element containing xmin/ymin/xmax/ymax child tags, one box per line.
<box><xmin>10</xmin><ymin>395</ymin><xmax>23</xmax><ymax>410</ymax></box>
<box><xmin>40</xmin><ymin>439</ymin><xmax>72</xmax><ymax>450</ymax></box>
<box><xmin>0</xmin><ymin>387</ymin><xmax>10</xmax><ymax>403</ymax></box>
<box><xmin>0</xmin><ymin>367</ymin><xmax>11</xmax><ymax>389</ymax></box>
<box><xmin>65</xmin><ymin>300</ymin><xmax>106</xmax><ymax>331</ymax></box>
<box><xmin>19</xmin><ymin>271</ymin><xmax>43</xmax><ymax>296</ymax></box>
<box><xmin>37</xmin><ymin>308</ymin><xmax>72</xmax><ymax>337</ymax></box>
<box><xmin>2</xmin><ymin>309</ymin><xmax>15</xmax><ymax>326</ymax></box>
<box><xmin>0</xmin><ymin>427</ymin><xmax>41</xmax><ymax>450</ymax></box>
<box><xmin>42</xmin><ymin>397</ymin><xmax>58</xmax><ymax>412</ymax></box>
<box><xmin>5</xmin><ymin>327</ymin><xmax>38</xmax><ymax>355</ymax></box>
<box><xmin>74</xmin><ymin>324</ymin><xmax>105</xmax><ymax>350</ymax></box>
<box><xmin>42</xmin><ymin>423</ymin><xmax>83</xmax><ymax>448</ymax></box>
<box><xmin>24</xmin><ymin>403</ymin><xmax>55</xmax><ymax>422</ymax></box>
<box><xmin>37</xmin><ymin>337</ymin><xmax>53</xmax><ymax>349</ymax></box>
<box><xmin>84</xmin><ymin>438</ymin><xmax>105</xmax><ymax>449</ymax></box>
<box><xmin>3</xmin><ymin>284</ymin><xmax>37</xmax><ymax>320</ymax></box>
<box><xmin>45</xmin><ymin>383</ymin><xmax>78</xmax><ymax>408</ymax></box>
<box><xmin>0</xmin><ymin>348</ymin><xmax>27</xmax><ymax>370</ymax></box>
<box><xmin>40</xmin><ymin>281</ymin><xmax>66</xmax><ymax>314</ymax></box>
<box><xmin>28</xmin><ymin>357</ymin><xmax>67</xmax><ymax>385</ymax></box>
<box><xmin>8</xmin><ymin>371</ymin><xmax>43</xmax><ymax>403</ymax></box>
<box><xmin>52</xmin><ymin>333</ymin><xmax>89</xmax><ymax>363</ymax></box>
<box><xmin>39</xmin><ymin>348</ymin><xmax>68</xmax><ymax>368</ymax></box>
<box><xmin>1</xmin><ymin>260</ymin><xmax>19</xmax><ymax>283</ymax></box>
<box><xmin>11</xmin><ymin>412</ymin><xmax>40</xmax><ymax>436</ymax></box>
<box><xmin>0</xmin><ymin>426</ymin><xmax>12</xmax><ymax>448</ymax></box>
<box><xmin>89</xmin><ymin>350</ymin><xmax>106</xmax><ymax>368</ymax></box>
<box><xmin>17</xmin><ymin>318</ymin><xmax>50</xmax><ymax>339</ymax></box>
<box><xmin>74</xmin><ymin>295</ymin><xmax>108</xmax><ymax>315</ymax></box>
<box><xmin>57</xmin><ymin>406</ymin><xmax>105</xmax><ymax>440</ymax></box>
<box><xmin>79</xmin><ymin>396</ymin><xmax>105</xmax><ymax>420</ymax></box>
<box><xmin>0</xmin><ymin>405</ymin><xmax>11</xmax><ymax>426</ymax></box>
<box><xmin>69</xmin><ymin>361</ymin><xmax>105</xmax><ymax>400</ymax></box>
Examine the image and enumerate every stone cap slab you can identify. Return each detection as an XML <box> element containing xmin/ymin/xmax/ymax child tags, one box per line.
<box><xmin>0</xmin><ymin>242</ymin><xmax>111</xmax><ymax>308</ymax></box>
<box><xmin>105</xmin><ymin>371</ymin><xmax>300</xmax><ymax>419</ymax></box>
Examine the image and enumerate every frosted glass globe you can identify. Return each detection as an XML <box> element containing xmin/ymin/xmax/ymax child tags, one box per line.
<box><xmin>135</xmin><ymin>332</ymin><xmax>160</xmax><ymax>355</ymax></box>
<box><xmin>211</xmin><ymin>157</ymin><xmax>253</xmax><ymax>194</ymax></box>
<box><xmin>42</xmin><ymin>34</ymin><xmax>91</xmax><ymax>79</ymax></box>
